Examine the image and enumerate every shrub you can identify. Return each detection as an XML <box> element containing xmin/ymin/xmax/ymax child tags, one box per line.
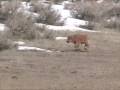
<box><xmin>0</xmin><ymin>40</ymin><xmax>10</xmax><ymax>51</ymax></box>
<box><xmin>0</xmin><ymin>34</ymin><xmax>11</xmax><ymax>51</ymax></box>
<box><xmin>35</xmin><ymin>24</ymin><xmax>55</xmax><ymax>40</ymax></box>
<box><xmin>0</xmin><ymin>0</ymin><xmax>20</xmax><ymax>22</ymax></box>
<box><xmin>43</xmin><ymin>29</ymin><xmax>55</xmax><ymax>39</ymax></box>
<box><xmin>5</xmin><ymin>12</ymin><xmax>37</xmax><ymax>40</ymax></box>
<box><xmin>99</xmin><ymin>3</ymin><xmax>120</xmax><ymax>30</ymax></box>
<box><xmin>31</xmin><ymin>2</ymin><xmax>63</xmax><ymax>25</ymax></box>
<box><xmin>71</xmin><ymin>2</ymin><xmax>98</xmax><ymax>21</ymax></box>
<box><xmin>103</xmin><ymin>17</ymin><xmax>120</xmax><ymax>30</ymax></box>
<box><xmin>99</xmin><ymin>3</ymin><xmax>120</xmax><ymax>18</ymax></box>
<box><xmin>71</xmin><ymin>1</ymin><xmax>120</xmax><ymax>30</ymax></box>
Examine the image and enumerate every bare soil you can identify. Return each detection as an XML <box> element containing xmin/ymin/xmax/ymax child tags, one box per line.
<box><xmin>0</xmin><ymin>31</ymin><xmax>120</xmax><ymax>90</ymax></box>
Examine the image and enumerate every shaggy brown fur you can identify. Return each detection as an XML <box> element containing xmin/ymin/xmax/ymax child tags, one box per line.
<box><xmin>66</xmin><ymin>34</ymin><xmax>89</xmax><ymax>50</ymax></box>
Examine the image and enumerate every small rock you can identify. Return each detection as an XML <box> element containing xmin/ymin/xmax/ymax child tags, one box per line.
<box><xmin>70</xmin><ymin>70</ymin><xmax>77</xmax><ymax>74</ymax></box>
<box><xmin>11</xmin><ymin>75</ymin><xmax>18</xmax><ymax>79</ymax></box>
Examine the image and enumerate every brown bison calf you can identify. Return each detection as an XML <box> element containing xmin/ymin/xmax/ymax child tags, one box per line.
<box><xmin>66</xmin><ymin>34</ymin><xmax>89</xmax><ymax>50</ymax></box>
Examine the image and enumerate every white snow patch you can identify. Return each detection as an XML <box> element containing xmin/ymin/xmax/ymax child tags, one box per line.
<box><xmin>22</xmin><ymin>10</ymin><xmax>39</xmax><ymax>18</ymax></box>
<box><xmin>0</xmin><ymin>23</ymin><xmax>9</xmax><ymax>31</ymax></box>
<box><xmin>107</xmin><ymin>19</ymin><xmax>111</xmax><ymax>22</ymax></box>
<box><xmin>52</xmin><ymin>4</ymin><xmax>64</xmax><ymax>10</ymax></box>
<box><xmin>18</xmin><ymin>46</ymin><xmax>53</xmax><ymax>53</ymax></box>
<box><xmin>1</xmin><ymin>1</ymin><xmax>9</xmax><ymax>6</ymax></box>
<box><xmin>62</xmin><ymin>1</ymin><xmax>72</xmax><ymax>6</ymax></box>
<box><xmin>35</xmin><ymin>23</ymin><xmax>99</xmax><ymax>32</ymax></box>
<box><xmin>97</xmin><ymin>0</ymin><xmax>104</xmax><ymax>3</ymax></box>
<box><xmin>13</xmin><ymin>41</ymin><xmax>25</xmax><ymax>46</ymax></box>
<box><xmin>17</xmin><ymin>8</ymin><xmax>39</xmax><ymax>20</ymax></box>
<box><xmin>51</xmin><ymin>4</ymin><xmax>89</xmax><ymax>27</ymax></box>
<box><xmin>64</xmin><ymin>18</ymin><xmax>88</xmax><ymax>27</ymax></box>
<box><xmin>20</xmin><ymin>2</ymin><xmax>32</xmax><ymax>10</ymax></box>
<box><xmin>17</xmin><ymin>1</ymin><xmax>39</xmax><ymax>19</ymax></box>
<box><xmin>51</xmin><ymin>4</ymin><xmax>71</xmax><ymax>20</ymax></box>
<box><xmin>56</xmin><ymin>37</ymin><xmax>67</xmax><ymax>40</ymax></box>
<box><xmin>0</xmin><ymin>24</ymin><xmax>6</xmax><ymax>31</ymax></box>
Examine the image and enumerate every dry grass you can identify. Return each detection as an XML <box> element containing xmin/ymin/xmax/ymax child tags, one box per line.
<box><xmin>0</xmin><ymin>33</ymin><xmax>12</xmax><ymax>51</ymax></box>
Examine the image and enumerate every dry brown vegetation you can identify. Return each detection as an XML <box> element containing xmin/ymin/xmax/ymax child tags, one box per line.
<box><xmin>31</xmin><ymin>1</ymin><xmax>63</xmax><ymax>25</ymax></box>
<box><xmin>5</xmin><ymin>12</ymin><xmax>38</xmax><ymax>40</ymax></box>
<box><xmin>71</xmin><ymin>1</ymin><xmax>120</xmax><ymax>30</ymax></box>
<box><xmin>0</xmin><ymin>33</ymin><xmax>11</xmax><ymax>51</ymax></box>
<box><xmin>0</xmin><ymin>0</ymin><xmax>20</xmax><ymax>22</ymax></box>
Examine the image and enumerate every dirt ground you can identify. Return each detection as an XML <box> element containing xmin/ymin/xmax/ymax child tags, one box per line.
<box><xmin>0</xmin><ymin>31</ymin><xmax>120</xmax><ymax>90</ymax></box>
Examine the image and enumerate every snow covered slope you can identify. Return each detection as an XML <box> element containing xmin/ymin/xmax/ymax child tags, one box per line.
<box><xmin>51</xmin><ymin>1</ymin><xmax>88</xmax><ymax>27</ymax></box>
<box><xmin>35</xmin><ymin>23</ymin><xmax>99</xmax><ymax>32</ymax></box>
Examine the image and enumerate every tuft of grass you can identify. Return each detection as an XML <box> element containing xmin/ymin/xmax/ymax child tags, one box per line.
<box><xmin>0</xmin><ymin>34</ymin><xmax>11</xmax><ymax>51</ymax></box>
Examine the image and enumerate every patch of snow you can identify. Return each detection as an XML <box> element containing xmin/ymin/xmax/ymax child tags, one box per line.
<box><xmin>52</xmin><ymin>4</ymin><xmax>64</xmax><ymax>11</ymax></box>
<box><xmin>61</xmin><ymin>9</ymin><xmax>71</xmax><ymax>20</ymax></box>
<box><xmin>17</xmin><ymin>2</ymin><xmax>39</xmax><ymax>19</ymax></box>
<box><xmin>35</xmin><ymin>23</ymin><xmax>99</xmax><ymax>32</ymax></box>
<box><xmin>0</xmin><ymin>23</ymin><xmax>9</xmax><ymax>31</ymax></box>
<box><xmin>18</xmin><ymin>46</ymin><xmax>53</xmax><ymax>53</ymax></box>
<box><xmin>56</xmin><ymin>37</ymin><xmax>67</xmax><ymax>40</ymax></box>
<box><xmin>1</xmin><ymin>1</ymin><xmax>9</xmax><ymax>6</ymax></box>
<box><xmin>0</xmin><ymin>24</ymin><xmax>5</xmax><ymax>31</ymax></box>
<box><xmin>97</xmin><ymin>0</ymin><xmax>104</xmax><ymax>3</ymax></box>
<box><xmin>20</xmin><ymin>2</ymin><xmax>32</xmax><ymax>10</ymax></box>
<box><xmin>62</xmin><ymin>1</ymin><xmax>72</xmax><ymax>6</ymax></box>
<box><xmin>107</xmin><ymin>19</ymin><xmax>111</xmax><ymax>22</ymax></box>
<box><xmin>52</xmin><ymin>4</ymin><xmax>89</xmax><ymax>27</ymax></box>
<box><xmin>23</xmin><ymin>10</ymin><xmax>39</xmax><ymax>18</ymax></box>
<box><xmin>64</xmin><ymin>18</ymin><xmax>88</xmax><ymax>27</ymax></box>
<box><xmin>17</xmin><ymin>8</ymin><xmax>39</xmax><ymax>20</ymax></box>
<box><xmin>13</xmin><ymin>41</ymin><xmax>25</xmax><ymax>46</ymax></box>
<box><xmin>51</xmin><ymin>4</ymin><xmax>72</xmax><ymax>20</ymax></box>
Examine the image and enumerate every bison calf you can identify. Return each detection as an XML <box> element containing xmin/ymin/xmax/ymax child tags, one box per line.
<box><xmin>66</xmin><ymin>34</ymin><xmax>89</xmax><ymax>51</ymax></box>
